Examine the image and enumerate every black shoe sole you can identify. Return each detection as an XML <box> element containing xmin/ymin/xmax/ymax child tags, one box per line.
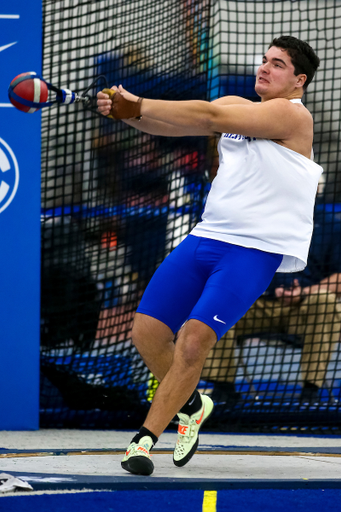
<box><xmin>173</xmin><ymin>404</ymin><xmax>214</xmax><ymax>468</ymax></box>
<box><xmin>173</xmin><ymin>437</ymin><xmax>199</xmax><ymax>467</ymax></box>
<box><xmin>121</xmin><ymin>456</ymin><xmax>154</xmax><ymax>476</ymax></box>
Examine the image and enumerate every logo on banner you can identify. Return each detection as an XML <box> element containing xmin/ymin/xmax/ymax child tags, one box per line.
<box><xmin>0</xmin><ymin>137</ymin><xmax>19</xmax><ymax>213</ymax></box>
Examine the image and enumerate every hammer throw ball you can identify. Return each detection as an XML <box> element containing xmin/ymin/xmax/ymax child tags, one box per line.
<box><xmin>8</xmin><ymin>72</ymin><xmax>48</xmax><ymax>113</ymax></box>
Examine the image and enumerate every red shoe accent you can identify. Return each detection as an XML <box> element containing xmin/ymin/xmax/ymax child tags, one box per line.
<box><xmin>196</xmin><ymin>406</ymin><xmax>205</xmax><ymax>425</ymax></box>
<box><xmin>178</xmin><ymin>425</ymin><xmax>188</xmax><ymax>435</ymax></box>
<box><xmin>137</xmin><ymin>446</ymin><xmax>149</xmax><ymax>455</ymax></box>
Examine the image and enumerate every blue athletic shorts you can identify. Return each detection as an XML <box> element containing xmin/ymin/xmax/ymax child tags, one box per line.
<box><xmin>137</xmin><ymin>234</ymin><xmax>283</xmax><ymax>340</ymax></box>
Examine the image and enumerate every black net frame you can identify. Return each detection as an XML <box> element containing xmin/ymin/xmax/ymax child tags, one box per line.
<box><xmin>40</xmin><ymin>0</ymin><xmax>341</xmax><ymax>433</ymax></box>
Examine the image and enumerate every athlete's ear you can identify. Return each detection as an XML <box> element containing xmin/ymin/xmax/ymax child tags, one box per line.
<box><xmin>296</xmin><ymin>74</ymin><xmax>307</xmax><ymax>89</ymax></box>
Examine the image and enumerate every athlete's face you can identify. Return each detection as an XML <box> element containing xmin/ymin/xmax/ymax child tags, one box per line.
<box><xmin>255</xmin><ymin>46</ymin><xmax>306</xmax><ymax>101</ymax></box>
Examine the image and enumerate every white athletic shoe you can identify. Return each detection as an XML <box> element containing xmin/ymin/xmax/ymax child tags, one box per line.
<box><xmin>173</xmin><ymin>394</ymin><xmax>214</xmax><ymax>467</ymax></box>
<box><xmin>121</xmin><ymin>435</ymin><xmax>154</xmax><ymax>475</ymax></box>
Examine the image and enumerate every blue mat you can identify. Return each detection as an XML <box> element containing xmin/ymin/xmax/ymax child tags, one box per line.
<box><xmin>1</xmin><ymin>489</ymin><xmax>341</xmax><ymax>512</ymax></box>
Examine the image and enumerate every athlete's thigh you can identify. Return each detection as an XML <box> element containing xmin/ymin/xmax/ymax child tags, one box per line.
<box><xmin>188</xmin><ymin>244</ymin><xmax>283</xmax><ymax>340</ymax></box>
<box><xmin>136</xmin><ymin>235</ymin><xmax>207</xmax><ymax>333</ymax></box>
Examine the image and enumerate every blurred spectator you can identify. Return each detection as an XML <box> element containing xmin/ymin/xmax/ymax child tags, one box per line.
<box><xmin>41</xmin><ymin>217</ymin><xmax>101</xmax><ymax>351</ymax></box>
<box><xmin>96</xmin><ymin>132</ymin><xmax>169</xmax><ymax>294</ymax></box>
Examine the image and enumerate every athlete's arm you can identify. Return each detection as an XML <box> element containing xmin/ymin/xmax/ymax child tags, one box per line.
<box><xmin>121</xmin><ymin>112</ymin><xmax>207</xmax><ymax>136</ymax></box>
<box><xmin>97</xmin><ymin>86</ymin><xmax>207</xmax><ymax>136</ymax></box>
<box><xmin>140</xmin><ymin>96</ymin><xmax>311</xmax><ymax>141</ymax></box>
<box><xmin>97</xmin><ymin>86</ymin><xmax>251</xmax><ymax>137</ymax></box>
<box><xmin>123</xmin><ymin>95</ymin><xmax>253</xmax><ymax>136</ymax></box>
<box><xmin>97</xmin><ymin>85</ymin><xmax>311</xmax><ymax>151</ymax></box>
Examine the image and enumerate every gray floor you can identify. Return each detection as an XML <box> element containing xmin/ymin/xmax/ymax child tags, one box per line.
<box><xmin>1</xmin><ymin>430</ymin><xmax>341</xmax><ymax>492</ymax></box>
<box><xmin>2</xmin><ymin>429</ymin><xmax>341</xmax><ymax>450</ymax></box>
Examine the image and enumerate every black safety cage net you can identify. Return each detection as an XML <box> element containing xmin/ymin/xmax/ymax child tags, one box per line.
<box><xmin>40</xmin><ymin>0</ymin><xmax>341</xmax><ymax>433</ymax></box>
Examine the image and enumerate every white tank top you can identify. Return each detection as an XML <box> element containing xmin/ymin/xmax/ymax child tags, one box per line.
<box><xmin>191</xmin><ymin>101</ymin><xmax>323</xmax><ymax>272</ymax></box>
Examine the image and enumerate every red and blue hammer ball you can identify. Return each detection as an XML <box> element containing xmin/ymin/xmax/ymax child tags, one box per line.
<box><xmin>8</xmin><ymin>72</ymin><xmax>48</xmax><ymax>113</ymax></box>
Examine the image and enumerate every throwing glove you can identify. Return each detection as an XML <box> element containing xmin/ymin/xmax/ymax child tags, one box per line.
<box><xmin>102</xmin><ymin>88</ymin><xmax>143</xmax><ymax>120</ymax></box>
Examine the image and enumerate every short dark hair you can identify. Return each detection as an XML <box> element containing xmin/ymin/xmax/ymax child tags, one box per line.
<box><xmin>269</xmin><ymin>36</ymin><xmax>320</xmax><ymax>90</ymax></box>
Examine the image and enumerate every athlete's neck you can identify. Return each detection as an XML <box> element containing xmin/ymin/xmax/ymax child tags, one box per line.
<box><xmin>260</xmin><ymin>93</ymin><xmax>304</xmax><ymax>103</ymax></box>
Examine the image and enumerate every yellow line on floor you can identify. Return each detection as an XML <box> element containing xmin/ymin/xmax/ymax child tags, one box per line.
<box><xmin>203</xmin><ymin>490</ymin><xmax>217</xmax><ymax>512</ymax></box>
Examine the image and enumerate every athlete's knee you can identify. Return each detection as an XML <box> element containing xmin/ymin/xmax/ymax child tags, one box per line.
<box><xmin>175</xmin><ymin>322</ymin><xmax>217</xmax><ymax>370</ymax></box>
<box><xmin>180</xmin><ymin>340</ymin><xmax>202</xmax><ymax>369</ymax></box>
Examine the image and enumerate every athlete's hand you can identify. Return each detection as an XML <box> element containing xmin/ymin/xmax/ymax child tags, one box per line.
<box><xmin>97</xmin><ymin>85</ymin><xmax>140</xmax><ymax>117</ymax></box>
<box><xmin>97</xmin><ymin>88</ymin><xmax>114</xmax><ymax>116</ymax></box>
<box><xmin>116</xmin><ymin>84</ymin><xmax>139</xmax><ymax>103</ymax></box>
<box><xmin>97</xmin><ymin>85</ymin><xmax>142</xmax><ymax>119</ymax></box>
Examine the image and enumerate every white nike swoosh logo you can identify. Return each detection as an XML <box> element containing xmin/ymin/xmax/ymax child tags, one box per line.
<box><xmin>213</xmin><ymin>315</ymin><xmax>226</xmax><ymax>324</ymax></box>
<box><xmin>0</xmin><ymin>42</ymin><xmax>17</xmax><ymax>53</ymax></box>
<box><xmin>188</xmin><ymin>396</ymin><xmax>196</xmax><ymax>406</ymax></box>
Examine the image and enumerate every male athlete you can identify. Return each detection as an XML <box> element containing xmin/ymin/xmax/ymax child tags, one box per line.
<box><xmin>97</xmin><ymin>36</ymin><xmax>321</xmax><ymax>475</ymax></box>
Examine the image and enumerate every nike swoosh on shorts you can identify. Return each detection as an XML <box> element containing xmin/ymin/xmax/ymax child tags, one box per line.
<box><xmin>213</xmin><ymin>315</ymin><xmax>226</xmax><ymax>324</ymax></box>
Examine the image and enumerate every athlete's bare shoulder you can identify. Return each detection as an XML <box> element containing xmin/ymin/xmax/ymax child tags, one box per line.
<box><xmin>212</xmin><ymin>95</ymin><xmax>253</xmax><ymax>106</ymax></box>
<box><xmin>267</xmin><ymin>97</ymin><xmax>313</xmax><ymax>125</ymax></box>
<box><xmin>269</xmin><ymin>98</ymin><xmax>314</xmax><ymax>158</ymax></box>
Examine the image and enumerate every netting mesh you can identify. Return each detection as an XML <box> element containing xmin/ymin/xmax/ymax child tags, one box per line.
<box><xmin>40</xmin><ymin>0</ymin><xmax>341</xmax><ymax>433</ymax></box>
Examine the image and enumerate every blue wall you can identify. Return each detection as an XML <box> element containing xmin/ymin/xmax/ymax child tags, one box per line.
<box><xmin>0</xmin><ymin>3</ymin><xmax>42</xmax><ymax>429</ymax></box>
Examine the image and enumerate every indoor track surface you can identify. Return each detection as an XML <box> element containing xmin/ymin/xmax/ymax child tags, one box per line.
<box><xmin>1</xmin><ymin>430</ymin><xmax>341</xmax><ymax>510</ymax></box>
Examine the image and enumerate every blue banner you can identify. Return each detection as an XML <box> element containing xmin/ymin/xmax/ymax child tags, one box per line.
<box><xmin>0</xmin><ymin>3</ymin><xmax>42</xmax><ymax>429</ymax></box>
